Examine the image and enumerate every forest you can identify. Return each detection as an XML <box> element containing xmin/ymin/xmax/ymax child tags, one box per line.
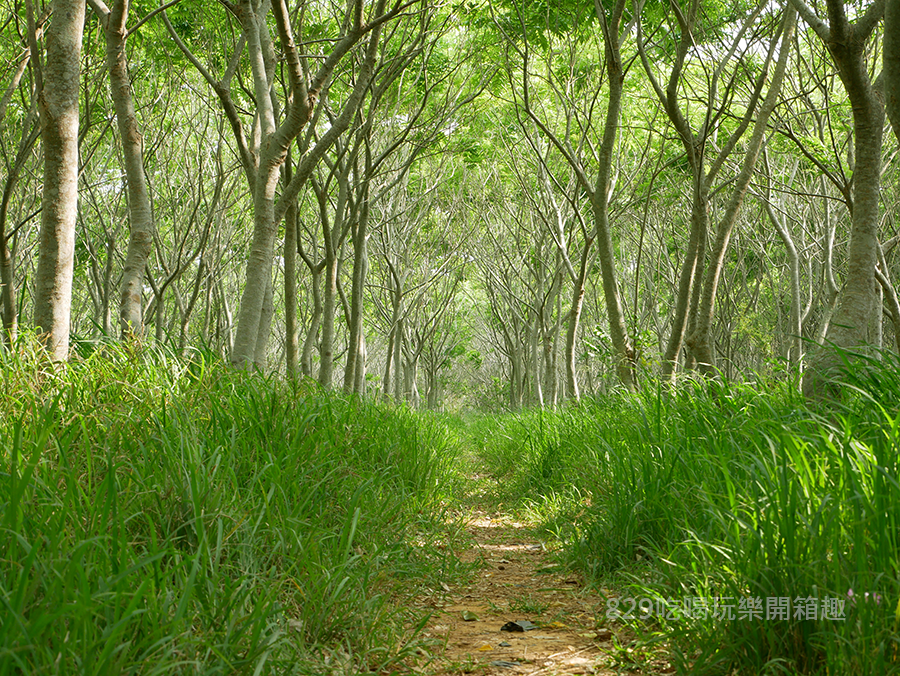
<box><xmin>1</xmin><ymin>0</ymin><xmax>899</xmax><ymax>673</ymax></box>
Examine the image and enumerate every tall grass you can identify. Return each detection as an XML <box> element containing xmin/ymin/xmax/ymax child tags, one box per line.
<box><xmin>472</xmin><ymin>356</ymin><xmax>900</xmax><ymax>674</ymax></box>
<box><xmin>0</xmin><ymin>341</ymin><xmax>467</xmax><ymax>674</ymax></box>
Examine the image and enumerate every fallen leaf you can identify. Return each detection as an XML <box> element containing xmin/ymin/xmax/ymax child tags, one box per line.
<box><xmin>461</xmin><ymin>610</ymin><xmax>478</xmax><ymax>622</ymax></box>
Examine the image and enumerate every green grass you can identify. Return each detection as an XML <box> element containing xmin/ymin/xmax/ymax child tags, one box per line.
<box><xmin>0</xmin><ymin>341</ymin><xmax>470</xmax><ymax>674</ymax></box>
<box><xmin>6</xmin><ymin>337</ymin><xmax>900</xmax><ymax>675</ymax></box>
<box><xmin>467</xmin><ymin>355</ymin><xmax>900</xmax><ymax>675</ymax></box>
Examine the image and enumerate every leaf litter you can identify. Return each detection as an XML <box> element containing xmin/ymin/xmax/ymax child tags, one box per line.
<box><xmin>412</xmin><ymin>510</ymin><xmax>666</xmax><ymax>675</ymax></box>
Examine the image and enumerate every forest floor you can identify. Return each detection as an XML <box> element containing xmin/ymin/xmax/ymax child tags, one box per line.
<box><xmin>413</xmin><ymin>504</ymin><xmax>673</xmax><ymax>676</ymax></box>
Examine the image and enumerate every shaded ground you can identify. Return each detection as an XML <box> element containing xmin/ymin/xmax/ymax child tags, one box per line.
<box><xmin>414</xmin><ymin>511</ymin><xmax>672</xmax><ymax>675</ymax></box>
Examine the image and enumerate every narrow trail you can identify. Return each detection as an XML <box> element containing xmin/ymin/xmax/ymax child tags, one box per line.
<box><xmin>415</xmin><ymin>510</ymin><xmax>669</xmax><ymax>675</ymax></box>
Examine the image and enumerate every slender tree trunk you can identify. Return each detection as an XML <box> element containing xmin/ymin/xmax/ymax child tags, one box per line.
<box><xmin>0</xmin><ymin>107</ymin><xmax>38</xmax><ymax>346</ymax></box>
<box><xmin>253</xmin><ymin>271</ymin><xmax>274</xmax><ymax>368</ymax></box>
<box><xmin>301</xmin><ymin>266</ymin><xmax>322</xmax><ymax>378</ymax></box>
<box><xmin>318</xmin><ymin>247</ymin><xmax>339</xmax><ymax>387</ymax></box>
<box><xmin>354</xmin><ymin>327</ymin><xmax>366</xmax><ymax>393</ymax></box>
<box><xmin>564</xmin><ymin>246</ymin><xmax>590</xmax><ymax>401</ymax></box>
<box><xmin>393</xmin><ymin>313</ymin><xmax>404</xmax><ymax>401</ymax></box>
<box><xmin>661</xmin><ymin>184</ymin><xmax>708</xmax><ymax>381</ymax></box>
<box><xmin>594</xmin><ymin>1</ymin><xmax>637</xmax><ymax>390</ymax></box>
<box><xmin>344</xmin><ymin>201</ymin><xmax>369</xmax><ymax>394</ymax></box>
<box><xmin>792</xmin><ymin>0</ymin><xmax>885</xmax><ymax>397</ymax></box>
<box><xmin>869</xmin><ymin>279</ymin><xmax>883</xmax><ymax>351</ymax></box>
<box><xmin>32</xmin><ymin>0</ymin><xmax>85</xmax><ymax>361</ymax></box>
<box><xmin>531</xmin><ymin>313</ymin><xmax>543</xmax><ymax>407</ymax></box>
<box><xmin>876</xmin><ymin>245</ymin><xmax>900</xmax><ymax>354</ymax></box>
<box><xmin>382</xmin><ymin>325</ymin><xmax>395</xmax><ymax>399</ymax></box>
<box><xmin>687</xmin><ymin>7</ymin><xmax>796</xmax><ymax>374</ymax></box>
<box><xmin>89</xmin><ymin>0</ymin><xmax>155</xmax><ymax>338</ymax></box>
<box><xmin>0</xmin><ymin>227</ymin><xmax>15</xmax><ymax>345</ymax></box>
<box><xmin>102</xmin><ymin>235</ymin><xmax>115</xmax><ymax>336</ymax></box>
<box><xmin>763</xmin><ymin>198</ymin><xmax>803</xmax><ymax>370</ymax></box>
<box><xmin>284</xmin><ymin>196</ymin><xmax>299</xmax><ymax>376</ymax></box>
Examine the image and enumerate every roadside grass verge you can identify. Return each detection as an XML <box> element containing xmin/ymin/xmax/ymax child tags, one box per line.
<box><xmin>0</xmin><ymin>341</ymin><xmax>469</xmax><ymax>674</ymax></box>
<box><xmin>468</xmin><ymin>356</ymin><xmax>900</xmax><ymax>675</ymax></box>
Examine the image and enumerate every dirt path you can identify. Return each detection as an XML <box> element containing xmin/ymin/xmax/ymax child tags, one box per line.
<box><xmin>415</xmin><ymin>511</ymin><xmax>661</xmax><ymax>675</ymax></box>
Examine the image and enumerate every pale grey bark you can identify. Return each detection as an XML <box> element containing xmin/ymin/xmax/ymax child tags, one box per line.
<box><xmin>253</xmin><ymin>271</ymin><xmax>274</xmax><ymax>367</ymax></box>
<box><xmin>88</xmin><ymin>0</ymin><xmax>155</xmax><ymax>338</ymax></box>
<box><xmin>343</xmin><ymin>203</ymin><xmax>368</xmax><ymax>394</ymax></box>
<box><xmin>284</xmin><ymin>190</ymin><xmax>299</xmax><ymax>376</ymax></box>
<box><xmin>165</xmin><ymin>0</ymin><xmax>396</xmax><ymax>369</ymax></box>
<box><xmin>790</xmin><ymin>0</ymin><xmax>885</xmax><ymax>398</ymax></box>
<box><xmin>508</xmin><ymin>0</ymin><xmax>635</xmax><ymax>396</ymax></box>
<box><xmin>31</xmin><ymin>0</ymin><xmax>85</xmax><ymax>361</ymax></box>
<box><xmin>591</xmin><ymin>0</ymin><xmax>637</xmax><ymax>389</ymax></box>
<box><xmin>637</xmin><ymin>0</ymin><xmax>769</xmax><ymax>381</ymax></box>
<box><xmin>0</xmin><ymin>105</ymin><xmax>38</xmax><ymax>345</ymax></box>
<box><xmin>876</xmin><ymin>244</ymin><xmax>900</xmax><ymax>353</ymax></box>
<box><xmin>686</xmin><ymin>6</ymin><xmax>796</xmax><ymax>373</ymax></box>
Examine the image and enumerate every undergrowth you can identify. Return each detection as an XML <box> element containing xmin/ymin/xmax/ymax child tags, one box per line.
<box><xmin>469</xmin><ymin>353</ymin><xmax>900</xmax><ymax>675</ymax></box>
<box><xmin>0</xmin><ymin>342</ymin><xmax>469</xmax><ymax>674</ymax></box>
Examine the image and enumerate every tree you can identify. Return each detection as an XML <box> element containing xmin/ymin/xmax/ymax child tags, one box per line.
<box><xmin>636</xmin><ymin>0</ymin><xmax>778</xmax><ymax>380</ymax></box>
<box><xmin>685</xmin><ymin>5</ymin><xmax>797</xmax><ymax>374</ymax></box>
<box><xmin>789</xmin><ymin>0</ymin><xmax>886</xmax><ymax>397</ymax></box>
<box><xmin>87</xmin><ymin>0</ymin><xmax>160</xmax><ymax>338</ymax></box>
<box><xmin>499</xmin><ymin>0</ymin><xmax>638</xmax><ymax>395</ymax></box>
<box><xmin>165</xmin><ymin>0</ymin><xmax>405</xmax><ymax>369</ymax></box>
<box><xmin>30</xmin><ymin>0</ymin><xmax>86</xmax><ymax>360</ymax></box>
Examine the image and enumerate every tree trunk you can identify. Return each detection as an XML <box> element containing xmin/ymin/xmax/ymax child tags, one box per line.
<box><xmin>564</xmin><ymin>247</ymin><xmax>589</xmax><ymax>401</ymax></box>
<box><xmin>32</xmin><ymin>0</ymin><xmax>85</xmax><ymax>361</ymax></box>
<box><xmin>792</xmin><ymin>0</ymin><xmax>885</xmax><ymax>397</ymax></box>
<box><xmin>763</xmin><ymin>198</ymin><xmax>803</xmax><ymax>370</ymax></box>
<box><xmin>393</xmin><ymin>314</ymin><xmax>404</xmax><ymax>401</ymax></box>
<box><xmin>89</xmin><ymin>0</ymin><xmax>155</xmax><ymax>338</ymax></box>
<box><xmin>594</xmin><ymin>1</ymin><xmax>637</xmax><ymax>390</ymax></box>
<box><xmin>284</xmin><ymin>195</ymin><xmax>299</xmax><ymax>376</ymax></box>
<box><xmin>344</xmin><ymin>202</ymin><xmax>369</xmax><ymax>394</ymax></box>
<box><xmin>301</xmin><ymin>264</ymin><xmax>323</xmax><ymax>378</ymax></box>
<box><xmin>231</xmin><ymin>169</ymin><xmax>281</xmax><ymax>367</ymax></box>
<box><xmin>0</xmin><ymin>106</ymin><xmax>38</xmax><ymax>346</ymax></box>
<box><xmin>318</xmin><ymin>247</ymin><xmax>339</xmax><ymax>387</ymax></box>
<box><xmin>253</xmin><ymin>270</ymin><xmax>274</xmax><ymax>368</ymax></box>
<box><xmin>661</xmin><ymin>183</ymin><xmax>708</xmax><ymax>381</ymax></box>
<box><xmin>382</xmin><ymin>324</ymin><xmax>395</xmax><ymax>399</ymax></box>
<box><xmin>687</xmin><ymin>7</ymin><xmax>796</xmax><ymax>374</ymax></box>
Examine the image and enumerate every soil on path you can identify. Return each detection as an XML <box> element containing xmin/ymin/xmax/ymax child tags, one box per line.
<box><xmin>416</xmin><ymin>511</ymin><xmax>664</xmax><ymax>675</ymax></box>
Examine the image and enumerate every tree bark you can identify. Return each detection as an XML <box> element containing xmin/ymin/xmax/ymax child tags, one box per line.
<box><xmin>31</xmin><ymin>0</ymin><xmax>85</xmax><ymax>361</ymax></box>
<box><xmin>253</xmin><ymin>270</ymin><xmax>274</xmax><ymax>368</ymax></box>
<box><xmin>283</xmin><ymin>150</ymin><xmax>299</xmax><ymax>376</ymax></box>
<box><xmin>564</xmin><ymin>243</ymin><xmax>591</xmax><ymax>401</ymax></box>
<box><xmin>88</xmin><ymin>0</ymin><xmax>155</xmax><ymax>338</ymax></box>
<box><xmin>687</xmin><ymin>7</ymin><xmax>796</xmax><ymax>373</ymax></box>
<box><xmin>790</xmin><ymin>0</ymin><xmax>885</xmax><ymax>397</ymax></box>
<box><xmin>593</xmin><ymin>0</ymin><xmax>637</xmax><ymax>390</ymax></box>
<box><xmin>762</xmin><ymin>196</ymin><xmax>804</xmax><ymax>370</ymax></box>
<box><xmin>284</xmin><ymin>197</ymin><xmax>299</xmax><ymax>376</ymax></box>
<box><xmin>318</xmin><ymin>242</ymin><xmax>339</xmax><ymax>387</ymax></box>
<box><xmin>344</xmin><ymin>198</ymin><xmax>369</xmax><ymax>394</ymax></box>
